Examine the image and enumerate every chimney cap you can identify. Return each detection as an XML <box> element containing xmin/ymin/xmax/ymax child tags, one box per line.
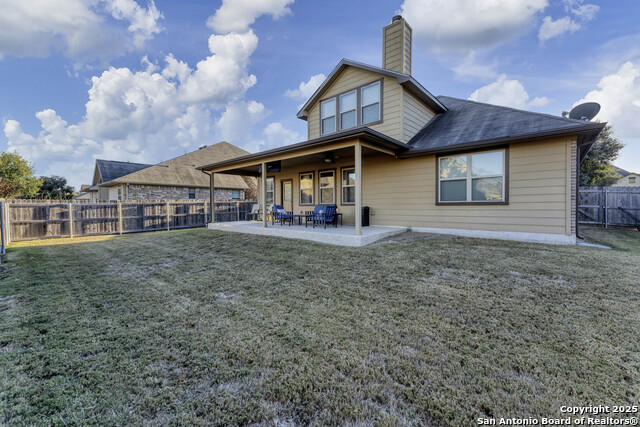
<box><xmin>392</xmin><ymin>15</ymin><xmax>403</xmax><ymax>23</ymax></box>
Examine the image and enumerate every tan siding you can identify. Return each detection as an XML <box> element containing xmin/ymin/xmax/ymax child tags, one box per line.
<box><xmin>307</xmin><ymin>67</ymin><xmax>403</xmax><ymax>141</ymax></box>
<box><xmin>404</xmin><ymin>25</ymin><xmax>412</xmax><ymax>75</ymax></box>
<box><xmin>402</xmin><ymin>89</ymin><xmax>436</xmax><ymax>142</ymax></box>
<box><xmin>361</xmin><ymin>137</ymin><xmax>577</xmax><ymax>236</ymax></box>
<box><xmin>383</xmin><ymin>24</ymin><xmax>404</xmax><ymax>73</ymax></box>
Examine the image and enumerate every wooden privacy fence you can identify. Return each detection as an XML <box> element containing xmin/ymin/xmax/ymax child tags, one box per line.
<box><xmin>578</xmin><ymin>186</ymin><xmax>640</xmax><ymax>228</ymax></box>
<box><xmin>0</xmin><ymin>199</ymin><xmax>257</xmax><ymax>243</ymax></box>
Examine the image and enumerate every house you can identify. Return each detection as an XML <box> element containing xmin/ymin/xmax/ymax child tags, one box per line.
<box><xmin>198</xmin><ymin>16</ymin><xmax>604</xmax><ymax>245</ymax></box>
<box><xmin>613</xmin><ymin>172</ymin><xmax>640</xmax><ymax>187</ymax></box>
<box><xmin>72</xmin><ymin>184</ymin><xmax>93</xmax><ymax>200</ymax></box>
<box><xmin>84</xmin><ymin>142</ymin><xmax>256</xmax><ymax>201</ymax></box>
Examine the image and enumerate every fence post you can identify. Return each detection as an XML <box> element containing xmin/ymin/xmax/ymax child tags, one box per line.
<box><xmin>118</xmin><ymin>201</ymin><xmax>123</xmax><ymax>235</ymax></box>
<box><xmin>166</xmin><ymin>201</ymin><xmax>170</xmax><ymax>231</ymax></box>
<box><xmin>204</xmin><ymin>200</ymin><xmax>208</xmax><ymax>224</ymax></box>
<box><xmin>237</xmin><ymin>201</ymin><xmax>240</xmax><ymax>221</ymax></box>
<box><xmin>6</xmin><ymin>202</ymin><xmax>10</xmax><ymax>245</ymax></box>
<box><xmin>604</xmin><ymin>187</ymin><xmax>608</xmax><ymax>228</ymax></box>
<box><xmin>68</xmin><ymin>203</ymin><xmax>74</xmax><ymax>238</ymax></box>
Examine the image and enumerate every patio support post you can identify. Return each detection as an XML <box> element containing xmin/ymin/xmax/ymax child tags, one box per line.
<box><xmin>261</xmin><ymin>162</ymin><xmax>267</xmax><ymax>228</ymax></box>
<box><xmin>355</xmin><ymin>142</ymin><xmax>362</xmax><ymax>236</ymax></box>
<box><xmin>210</xmin><ymin>173</ymin><xmax>215</xmax><ymax>224</ymax></box>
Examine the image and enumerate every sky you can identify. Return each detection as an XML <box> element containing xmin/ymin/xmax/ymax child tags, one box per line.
<box><xmin>1</xmin><ymin>0</ymin><xmax>639</xmax><ymax>189</ymax></box>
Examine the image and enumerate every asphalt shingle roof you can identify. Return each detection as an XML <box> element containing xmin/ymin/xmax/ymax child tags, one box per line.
<box><xmin>407</xmin><ymin>96</ymin><xmax>601</xmax><ymax>152</ymax></box>
<box><xmin>96</xmin><ymin>160</ymin><xmax>152</xmax><ymax>183</ymax></box>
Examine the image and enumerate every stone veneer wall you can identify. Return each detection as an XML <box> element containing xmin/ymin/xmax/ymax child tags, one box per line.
<box><xmin>126</xmin><ymin>185</ymin><xmax>245</xmax><ymax>200</ymax></box>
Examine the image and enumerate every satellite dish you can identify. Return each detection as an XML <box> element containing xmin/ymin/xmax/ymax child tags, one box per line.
<box><xmin>568</xmin><ymin>102</ymin><xmax>600</xmax><ymax>121</ymax></box>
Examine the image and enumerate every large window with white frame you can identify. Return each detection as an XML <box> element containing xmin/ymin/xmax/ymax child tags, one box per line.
<box><xmin>321</xmin><ymin>98</ymin><xmax>336</xmax><ymax>134</ymax></box>
<box><xmin>438</xmin><ymin>149</ymin><xmax>506</xmax><ymax>203</ymax></box>
<box><xmin>319</xmin><ymin>170</ymin><xmax>335</xmax><ymax>204</ymax></box>
<box><xmin>299</xmin><ymin>172</ymin><xmax>314</xmax><ymax>205</ymax></box>
<box><xmin>341</xmin><ymin>167</ymin><xmax>355</xmax><ymax>204</ymax></box>
<box><xmin>320</xmin><ymin>79</ymin><xmax>382</xmax><ymax>135</ymax></box>
<box><xmin>265</xmin><ymin>177</ymin><xmax>274</xmax><ymax>205</ymax></box>
<box><xmin>361</xmin><ymin>81</ymin><xmax>381</xmax><ymax>124</ymax></box>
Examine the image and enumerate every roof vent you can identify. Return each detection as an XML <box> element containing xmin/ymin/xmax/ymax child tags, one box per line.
<box><xmin>392</xmin><ymin>15</ymin><xmax>403</xmax><ymax>22</ymax></box>
<box><xmin>199</xmin><ymin>145</ymin><xmax>208</xmax><ymax>150</ymax></box>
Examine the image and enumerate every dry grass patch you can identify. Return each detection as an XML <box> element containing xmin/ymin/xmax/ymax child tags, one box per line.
<box><xmin>0</xmin><ymin>226</ymin><xmax>638</xmax><ymax>425</ymax></box>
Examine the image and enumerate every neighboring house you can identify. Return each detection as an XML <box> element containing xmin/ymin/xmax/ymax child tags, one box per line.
<box><xmin>85</xmin><ymin>142</ymin><xmax>255</xmax><ymax>201</ymax></box>
<box><xmin>198</xmin><ymin>16</ymin><xmax>604</xmax><ymax>244</ymax></box>
<box><xmin>72</xmin><ymin>184</ymin><xmax>93</xmax><ymax>200</ymax></box>
<box><xmin>613</xmin><ymin>172</ymin><xmax>640</xmax><ymax>187</ymax></box>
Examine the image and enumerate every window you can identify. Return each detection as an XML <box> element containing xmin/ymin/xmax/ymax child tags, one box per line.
<box><xmin>341</xmin><ymin>167</ymin><xmax>355</xmax><ymax>204</ymax></box>
<box><xmin>361</xmin><ymin>81</ymin><xmax>381</xmax><ymax>124</ymax></box>
<box><xmin>188</xmin><ymin>188</ymin><xmax>196</xmax><ymax>199</ymax></box>
<box><xmin>299</xmin><ymin>172</ymin><xmax>314</xmax><ymax>205</ymax></box>
<box><xmin>319</xmin><ymin>170</ymin><xmax>335</xmax><ymax>204</ymax></box>
<box><xmin>630</xmin><ymin>177</ymin><xmax>636</xmax><ymax>184</ymax></box>
<box><xmin>339</xmin><ymin>91</ymin><xmax>356</xmax><ymax>130</ymax></box>
<box><xmin>438</xmin><ymin>150</ymin><xmax>506</xmax><ymax>203</ymax></box>
<box><xmin>266</xmin><ymin>177</ymin><xmax>274</xmax><ymax>205</ymax></box>
<box><xmin>320</xmin><ymin>79</ymin><xmax>382</xmax><ymax>135</ymax></box>
<box><xmin>321</xmin><ymin>98</ymin><xmax>336</xmax><ymax>134</ymax></box>
<box><xmin>117</xmin><ymin>187</ymin><xmax>122</xmax><ymax>200</ymax></box>
<box><xmin>231</xmin><ymin>190</ymin><xmax>241</xmax><ymax>200</ymax></box>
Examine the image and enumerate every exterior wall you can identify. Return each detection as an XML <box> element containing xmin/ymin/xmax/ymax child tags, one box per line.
<box><xmin>257</xmin><ymin>156</ymin><xmax>359</xmax><ymax>225</ymax></box>
<box><xmin>382</xmin><ymin>19</ymin><xmax>411</xmax><ymax>75</ymax></box>
<box><xmin>125</xmin><ymin>184</ymin><xmax>245</xmax><ymax>200</ymax></box>
<box><xmin>361</xmin><ymin>136</ymin><xmax>577</xmax><ymax>236</ymax></box>
<box><xmin>612</xmin><ymin>173</ymin><xmax>640</xmax><ymax>187</ymax></box>
<box><xmin>307</xmin><ymin>67</ymin><xmax>403</xmax><ymax>141</ymax></box>
<box><xmin>402</xmin><ymin>89</ymin><xmax>436</xmax><ymax>142</ymax></box>
<box><xmin>98</xmin><ymin>186</ymin><xmax>110</xmax><ymax>200</ymax></box>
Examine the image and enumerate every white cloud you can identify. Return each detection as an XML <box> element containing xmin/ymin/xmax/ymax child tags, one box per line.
<box><xmin>469</xmin><ymin>74</ymin><xmax>550</xmax><ymax>109</ymax></box>
<box><xmin>538</xmin><ymin>0</ymin><xmax>598</xmax><ymax>41</ymax></box>
<box><xmin>284</xmin><ymin>74</ymin><xmax>326</xmax><ymax>100</ymax></box>
<box><xmin>262</xmin><ymin>122</ymin><xmax>301</xmax><ymax>150</ymax></box>
<box><xmin>397</xmin><ymin>0</ymin><xmax>548</xmax><ymax>52</ymax></box>
<box><xmin>214</xmin><ymin>100</ymin><xmax>271</xmax><ymax>145</ymax></box>
<box><xmin>452</xmin><ymin>53</ymin><xmax>497</xmax><ymax>80</ymax></box>
<box><xmin>576</xmin><ymin>61</ymin><xmax>640</xmax><ymax>141</ymax></box>
<box><xmin>538</xmin><ymin>16</ymin><xmax>581</xmax><ymax>41</ymax></box>
<box><xmin>0</xmin><ymin>0</ymin><xmax>163</xmax><ymax>61</ymax></box>
<box><xmin>207</xmin><ymin>0</ymin><xmax>294</xmax><ymax>33</ymax></box>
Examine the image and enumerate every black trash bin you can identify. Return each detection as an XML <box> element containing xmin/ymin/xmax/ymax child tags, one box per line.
<box><xmin>361</xmin><ymin>206</ymin><xmax>370</xmax><ymax>227</ymax></box>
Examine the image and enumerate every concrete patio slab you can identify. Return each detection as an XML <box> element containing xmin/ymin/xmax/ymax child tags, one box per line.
<box><xmin>207</xmin><ymin>221</ymin><xmax>407</xmax><ymax>246</ymax></box>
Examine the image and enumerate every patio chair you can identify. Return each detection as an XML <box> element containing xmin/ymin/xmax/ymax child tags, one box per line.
<box><xmin>246</xmin><ymin>203</ymin><xmax>260</xmax><ymax>221</ymax></box>
<box><xmin>271</xmin><ymin>205</ymin><xmax>294</xmax><ymax>226</ymax></box>
<box><xmin>307</xmin><ymin>204</ymin><xmax>337</xmax><ymax>229</ymax></box>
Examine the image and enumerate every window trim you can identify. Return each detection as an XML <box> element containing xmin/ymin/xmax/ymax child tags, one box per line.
<box><xmin>339</xmin><ymin>90</ymin><xmax>357</xmax><ymax>130</ymax></box>
<box><xmin>436</xmin><ymin>147</ymin><xmax>509</xmax><ymax>206</ymax></box>
<box><xmin>318</xmin><ymin>168</ymin><xmax>336</xmax><ymax>205</ymax></box>
<box><xmin>360</xmin><ymin>81</ymin><xmax>381</xmax><ymax>125</ymax></box>
<box><xmin>320</xmin><ymin>98</ymin><xmax>337</xmax><ymax>135</ymax></box>
<box><xmin>299</xmin><ymin>171</ymin><xmax>315</xmax><ymax>206</ymax></box>
<box><xmin>340</xmin><ymin>166</ymin><xmax>356</xmax><ymax>205</ymax></box>
<box><xmin>265</xmin><ymin>176</ymin><xmax>275</xmax><ymax>206</ymax></box>
<box><xmin>319</xmin><ymin>78</ymin><xmax>383</xmax><ymax>135</ymax></box>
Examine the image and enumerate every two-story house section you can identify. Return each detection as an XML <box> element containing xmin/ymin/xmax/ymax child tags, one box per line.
<box><xmin>199</xmin><ymin>16</ymin><xmax>604</xmax><ymax>245</ymax></box>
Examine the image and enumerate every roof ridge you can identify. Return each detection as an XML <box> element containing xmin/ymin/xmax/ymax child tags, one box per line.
<box><xmin>437</xmin><ymin>95</ymin><xmax>594</xmax><ymax>125</ymax></box>
<box><xmin>96</xmin><ymin>159</ymin><xmax>153</xmax><ymax>166</ymax></box>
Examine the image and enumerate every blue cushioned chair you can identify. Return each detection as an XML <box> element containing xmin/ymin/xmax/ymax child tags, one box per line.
<box><xmin>271</xmin><ymin>205</ymin><xmax>293</xmax><ymax>226</ymax></box>
<box><xmin>307</xmin><ymin>204</ymin><xmax>337</xmax><ymax>229</ymax></box>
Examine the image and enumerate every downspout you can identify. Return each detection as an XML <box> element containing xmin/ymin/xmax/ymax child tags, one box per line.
<box><xmin>576</xmin><ymin>145</ymin><xmax>583</xmax><ymax>240</ymax></box>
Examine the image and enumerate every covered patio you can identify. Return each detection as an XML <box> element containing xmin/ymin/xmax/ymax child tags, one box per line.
<box><xmin>208</xmin><ymin>221</ymin><xmax>407</xmax><ymax>246</ymax></box>
<box><xmin>198</xmin><ymin>127</ymin><xmax>411</xmax><ymax>245</ymax></box>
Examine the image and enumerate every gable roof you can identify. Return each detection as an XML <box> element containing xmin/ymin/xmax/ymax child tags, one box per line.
<box><xmin>101</xmin><ymin>142</ymin><xmax>250</xmax><ymax>189</ymax></box>
<box><xmin>296</xmin><ymin>59</ymin><xmax>447</xmax><ymax>120</ymax></box>
<box><xmin>405</xmin><ymin>96</ymin><xmax>605</xmax><ymax>155</ymax></box>
<box><xmin>95</xmin><ymin>159</ymin><xmax>152</xmax><ymax>183</ymax></box>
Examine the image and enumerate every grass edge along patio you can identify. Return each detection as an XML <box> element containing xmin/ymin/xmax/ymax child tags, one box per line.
<box><xmin>198</xmin><ymin>15</ymin><xmax>604</xmax><ymax>246</ymax></box>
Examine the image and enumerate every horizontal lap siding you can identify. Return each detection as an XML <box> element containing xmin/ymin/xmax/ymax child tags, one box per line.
<box><xmin>362</xmin><ymin>137</ymin><xmax>575</xmax><ymax>236</ymax></box>
<box><xmin>402</xmin><ymin>89</ymin><xmax>435</xmax><ymax>142</ymax></box>
<box><xmin>307</xmin><ymin>67</ymin><xmax>402</xmax><ymax>141</ymax></box>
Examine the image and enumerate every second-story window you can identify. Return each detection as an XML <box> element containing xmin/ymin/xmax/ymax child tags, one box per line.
<box><xmin>321</xmin><ymin>98</ymin><xmax>336</xmax><ymax>134</ymax></box>
<box><xmin>340</xmin><ymin>90</ymin><xmax>356</xmax><ymax>130</ymax></box>
<box><xmin>361</xmin><ymin>81</ymin><xmax>381</xmax><ymax>124</ymax></box>
<box><xmin>320</xmin><ymin>80</ymin><xmax>382</xmax><ymax>135</ymax></box>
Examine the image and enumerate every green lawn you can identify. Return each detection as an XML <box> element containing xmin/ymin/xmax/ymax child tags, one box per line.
<box><xmin>0</xmin><ymin>227</ymin><xmax>639</xmax><ymax>425</ymax></box>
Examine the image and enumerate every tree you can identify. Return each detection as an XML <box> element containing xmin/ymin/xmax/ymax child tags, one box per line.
<box><xmin>38</xmin><ymin>175</ymin><xmax>76</xmax><ymax>199</ymax></box>
<box><xmin>0</xmin><ymin>152</ymin><xmax>42</xmax><ymax>198</ymax></box>
<box><xmin>580</xmin><ymin>123</ymin><xmax>625</xmax><ymax>186</ymax></box>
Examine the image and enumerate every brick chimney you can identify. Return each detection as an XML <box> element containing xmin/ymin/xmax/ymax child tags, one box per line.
<box><xmin>382</xmin><ymin>15</ymin><xmax>412</xmax><ymax>75</ymax></box>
